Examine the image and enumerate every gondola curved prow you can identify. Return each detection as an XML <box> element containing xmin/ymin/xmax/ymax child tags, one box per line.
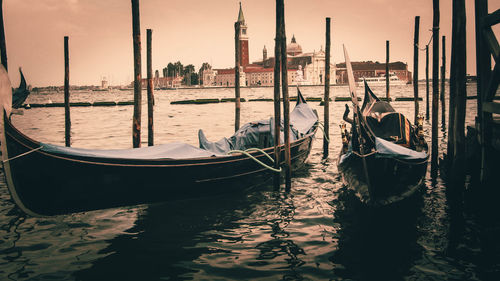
<box><xmin>0</xmin><ymin>66</ymin><xmax>38</xmax><ymax>217</ymax></box>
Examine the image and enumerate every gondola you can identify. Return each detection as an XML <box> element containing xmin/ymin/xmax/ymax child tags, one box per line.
<box><xmin>12</xmin><ymin>68</ymin><xmax>30</xmax><ymax>109</ymax></box>
<box><xmin>337</xmin><ymin>46</ymin><xmax>428</xmax><ymax>206</ymax></box>
<box><xmin>0</xmin><ymin>67</ymin><xmax>318</xmax><ymax>216</ymax></box>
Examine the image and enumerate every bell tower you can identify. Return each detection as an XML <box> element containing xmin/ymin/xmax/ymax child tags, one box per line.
<box><xmin>237</xmin><ymin>2</ymin><xmax>249</xmax><ymax>67</ymax></box>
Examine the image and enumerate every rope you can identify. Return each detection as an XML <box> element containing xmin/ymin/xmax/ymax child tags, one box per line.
<box><xmin>315</xmin><ymin>121</ymin><xmax>330</xmax><ymax>143</ymax></box>
<box><xmin>228</xmin><ymin>148</ymin><xmax>282</xmax><ymax>173</ymax></box>
<box><xmin>2</xmin><ymin>146</ymin><xmax>43</xmax><ymax>163</ymax></box>
<box><xmin>415</xmin><ymin>32</ymin><xmax>434</xmax><ymax>51</ymax></box>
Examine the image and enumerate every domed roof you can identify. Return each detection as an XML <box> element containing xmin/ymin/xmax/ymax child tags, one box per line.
<box><xmin>287</xmin><ymin>35</ymin><xmax>302</xmax><ymax>56</ymax></box>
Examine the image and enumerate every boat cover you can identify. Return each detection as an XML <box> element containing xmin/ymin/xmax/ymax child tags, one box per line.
<box><xmin>339</xmin><ymin>137</ymin><xmax>428</xmax><ymax>165</ymax></box>
<box><xmin>199</xmin><ymin>99</ymin><xmax>317</xmax><ymax>155</ymax></box>
<box><xmin>40</xmin><ymin>93</ymin><xmax>318</xmax><ymax>160</ymax></box>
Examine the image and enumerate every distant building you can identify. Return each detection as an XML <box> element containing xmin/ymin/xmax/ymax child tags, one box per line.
<box><xmin>140</xmin><ymin>76</ymin><xmax>182</xmax><ymax>89</ymax></box>
<box><xmin>101</xmin><ymin>77</ymin><xmax>109</xmax><ymax>89</ymax></box>
<box><xmin>202</xmin><ymin>4</ymin><xmax>336</xmax><ymax>87</ymax></box>
<box><xmin>335</xmin><ymin>61</ymin><xmax>412</xmax><ymax>84</ymax></box>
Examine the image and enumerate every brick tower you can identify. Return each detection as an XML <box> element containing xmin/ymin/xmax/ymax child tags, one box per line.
<box><xmin>237</xmin><ymin>2</ymin><xmax>249</xmax><ymax>67</ymax></box>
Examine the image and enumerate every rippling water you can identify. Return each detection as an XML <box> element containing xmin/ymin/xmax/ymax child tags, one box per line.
<box><xmin>1</xmin><ymin>83</ymin><xmax>498</xmax><ymax>280</ymax></box>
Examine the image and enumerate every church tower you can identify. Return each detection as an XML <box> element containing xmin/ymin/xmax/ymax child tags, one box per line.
<box><xmin>237</xmin><ymin>2</ymin><xmax>249</xmax><ymax>67</ymax></box>
<box><xmin>263</xmin><ymin>45</ymin><xmax>267</xmax><ymax>61</ymax></box>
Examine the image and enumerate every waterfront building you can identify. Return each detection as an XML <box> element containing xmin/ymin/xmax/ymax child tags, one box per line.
<box><xmin>336</xmin><ymin>61</ymin><xmax>412</xmax><ymax>84</ymax></box>
<box><xmin>202</xmin><ymin>4</ymin><xmax>336</xmax><ymax>87</ymax></box>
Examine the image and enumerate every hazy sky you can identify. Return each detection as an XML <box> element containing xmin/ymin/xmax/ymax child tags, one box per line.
<box><xmin>3</xmin><ymin>0</ymin><xmax>500</xmax><ymax>86</ymax></box>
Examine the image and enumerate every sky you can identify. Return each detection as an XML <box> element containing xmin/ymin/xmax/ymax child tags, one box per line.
<box><xmin>3</xmin><ymin>0</ymin><xmax>500</xmax><ymax>87</ymax></box>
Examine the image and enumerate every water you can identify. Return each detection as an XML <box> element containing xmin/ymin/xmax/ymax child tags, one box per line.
<box><xmin>1</xmin><ymin>84</ymin><xmax>498</xmax><ymax>280</ymax></box>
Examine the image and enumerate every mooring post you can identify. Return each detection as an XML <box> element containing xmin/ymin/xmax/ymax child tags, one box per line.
<box><xmin>273</xmin><ymin>0</ymin><xmax>282</xmax><ymax>189</ymax></box>
<box><xmin>386</xmin><ymin>40</ymin><xmax>390</xmax><ymax>101</ymax></box>
<box><xmin>131</xmin><ymin>0</ymin><xmax>142</xmax><ymax>148</ymax></box>
<box><xmin>323</xmin><ymin>17</ymin><xmax>331</xmax><ymax>159</ymax></box>
<box><xmin>64</xmin><ymin>36</ymin><xmax>71</xmax><ymax>147</ymax></box>
<box><xmin>0</xmin><ymin>0</ymin><xmax>7</xmax><ymax>71</ymax></box>
<box><xmin>450</xmin><ymin>0</ymin><xmax>467</xmax><ymax>188</ymax></box>
<box><xmin>441</xmin><ymin>35</ymin><xmax>446</xmax><ymax>128</ymax></box>
<box><xmin>234</xmin><ymin>21</ymin><xmax>241</xmax><ymax>132</ymax></box>
<box><xmin>279</xmin><ymin>0</ymin><xmax>291</xmax><ymax>190</ymax></box>
<box><xmin>426</xmin><ymin>45</ymin><xmax>430</xmax><ymax>120</ymax></box>
<box><xmin>448</xmin><ymin>39</ymin><xmax>456</xmax><ymax>162</ymax></box>
<box><xmin>475</xmin><ymin>0</ymin><xmax>491</xmax><ymax>183</ymax></box>
<box><xmin>431</xmin><ymin>0</ymin><xmax>440</xmax><ymax>178</ymax></box>
<box><xmin>147</xmin><ymin>29</ymin><xmax>154</xmax><ymax>146</ymax></box>
<box><xmin>413</xmin><ymin>16</ymin><xmax>420</xmax><ymax>124</ymax></box>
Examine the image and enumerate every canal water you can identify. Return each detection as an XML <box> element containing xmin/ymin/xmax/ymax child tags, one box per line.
<box><xmin>0</xmin><ymin>84</ymin><xmax>498</xmax><ymax>280</ymax></box>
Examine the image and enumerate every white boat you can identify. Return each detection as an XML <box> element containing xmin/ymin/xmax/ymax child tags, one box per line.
<box><xmin>357</xmin><ymin>73</ymin><xmax>406</xmax><ymax>86</ymax></box>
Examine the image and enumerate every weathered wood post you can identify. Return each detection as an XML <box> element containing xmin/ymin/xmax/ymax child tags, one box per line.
<box><xmin>279</xmin><ymin>0</ymin><xmax>292</xmax><ymax>190</ymax></box>
<box><xmin>273</xmin><ymin>0</ymin><xmax>282</xmax><ymax>189</ymax></box>
<box><xmin>449</xmin><ymin>0</ymin><xmax>467</xmax><ymax>188</ymax></box>
<box><xmin>413</xmin><ymin>16</ymin><xmax>420</xmax><ymax>124</ymax></box>
<box><xmin>147</xmin><ymin>29</ymin><xmax>154</xmax><ymax>146</ymax></box>
<box><xmin>323</xmin><ymin>17</ymin><xmax>331</xmax><ymax>159</ymax></box>
<box><xmin>386</xmin><ymin>40</ymin><xmax>390</xmax><ymax>101</ymax></box>
<box><xmin>234</xmin><ymin>21</ymin><xmax>241</xmax><ymax>132</ymax></box>
<box><xmin>441</xmin><ymin>35</ymin><xmax>446</xmax><ymax>128</ymax></box>
<box><xmin>431</xmin><ymin>0</ymin><xmax>440</xmax><ymax>177</ymax></box>
<box><xmin>64</xmin><ymin>36</ymin><xmax>71</xmax><ymax>147</ymax></box>
<box><xmin>475</xmin><ymin>0</ymin><xmax>491</xmax><ymax>183</ymax></box>
<box><xmin>131</xmin><ymin>0</ymin><xmax>142</xmax><ymax>148</ymax></box>
<box><xmin>0</xmin><ymin>0</ymin><xmax>7</xmax><ymax>71</ymax></box>
<box><xmin>426</xmin><ymin>45</ymin><xmax>430</xmax><ymax>120</ymax></box>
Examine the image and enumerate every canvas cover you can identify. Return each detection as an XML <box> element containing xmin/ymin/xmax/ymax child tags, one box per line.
<box><xmin>199</xmin><ymin>96</ymin><xmax>317</xmax><ymax>155</ymax></box>
<box><xmin>339</xmin><ymin>136</ymin><xmax>428</xmax><ymax>165</ymax></box>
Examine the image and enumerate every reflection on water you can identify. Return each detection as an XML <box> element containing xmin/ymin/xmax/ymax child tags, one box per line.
<box><xmin>1</xmin><ymin>84</ymin><xmax>499</xmax><ymax>280</ymax></box>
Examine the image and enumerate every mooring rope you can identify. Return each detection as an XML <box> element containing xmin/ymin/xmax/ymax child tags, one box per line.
<box><xmin>315</xmin><ymin>122</ymin><xmax>330</xmax><ymax>143</ymax></box>
<box><xmin>228</xmin><ymin>148</ymin><xmax>282</xmax><ymax>173</ymax></box>
<box><xmin>2</xmin><ymin>146</ymin><xmax>43</xmax><ymax>163</ymax></box>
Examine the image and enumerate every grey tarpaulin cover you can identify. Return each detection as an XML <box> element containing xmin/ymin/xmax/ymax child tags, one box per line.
<box><xmin>339</xmin><ymin>137</ymin><xmax>428</xmax><ymax>165</ymax></box>
<box><xmin>40</xmin><ymin>92</ymin><xmax>318</xmax><ymax>160</ymax></box>
<box><xmin>199</xmin><ymin>97</ymin><xmax>317</xmax><ymax>155</ymax></box>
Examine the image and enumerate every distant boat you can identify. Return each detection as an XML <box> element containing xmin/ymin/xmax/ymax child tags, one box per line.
<box><xmin>0</xmin><ymin>65</ymin><xmax>318</xmax><ymax>216</ymax></box>
<box><xmin>358</xmin><ymin>72</ymin><xmax>406</xmax><ymax>86</ymax></box>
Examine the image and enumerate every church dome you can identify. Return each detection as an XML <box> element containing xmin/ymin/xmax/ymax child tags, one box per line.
<box><xmin>287</xmin><ymin>35</ymin><xmax>302</xmax><ymax>56</ymax></box>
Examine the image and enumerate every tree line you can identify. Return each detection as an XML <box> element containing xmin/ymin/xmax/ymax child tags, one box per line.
<box><xmin>160</xmin><ymin>62</ymin><xmax>212</xmax><ymax>86</ymax></box>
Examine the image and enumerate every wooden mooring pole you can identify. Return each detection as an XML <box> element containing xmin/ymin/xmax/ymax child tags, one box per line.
<box><xmin>234</xmin><ymin>21</ymin><xmax>241</xmax><ymax>132</ymax></box>
<box><xmin>323</xmin><ymin>17</ymin><xmax>331</xmax><ymax>159</ymax></box>
<box><xmin>0</xmin><ymin>0</ymin><xmax>7</xmax><ymax>71</ymax></box>
<box><xmin>474</xmin><ymin>0</ymin><xmax>491</xmax><ymax>183</ymax></box>
<box><xmin>64</xmin><ymin>36</ymin><xmax>71</xmax><ymax>147</ymax></box>
<box><xmin>273</xmin><ymin>0</ymin><xmax>282</xmax><ymax>189</ymax></box>
<box><xmin>449</xmin><ymin>0</ymin><xmax>467</xmax><ymax>188</ymax></box>
<box><xmin>386</xmin><ymin>40</ymin><xmax>390</xmax><ymax>101</ymax></box>
<box><xmin>147</xmin><ymin>29</ymin><xmax>154</xmax><ymax>146</ymax></box>
<box><xmin>413</xmin><ymin>16</ymin><xmax>420</xmax><ymax>124</ymax></box>
<box><xmin>279</xmin><ymin>0</ymin><xmax>292</xmax><ymax>190</ymax></box>
<box><xmin>426</xmin><ymin>45</ymin><xmax>430</xmax><ymax>120</ymax></box>
<box><xmin>131</xmin><ymin>0</ymin><xmax>142</xmax><ymax>148</ymax></box>
<box><xmin>431</xmin><ymin>0</ymin><xmax>440</xmax><ymax>178</ymax></box>
<box><xmin>441</xmin><ymin>35</ymin><xmax>446</xmax><ymax>128</ymax></box>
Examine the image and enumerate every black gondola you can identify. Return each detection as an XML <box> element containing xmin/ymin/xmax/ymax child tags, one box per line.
<box><xmin>337</xmin><ymin>46</ymin><xmax>428</xmax><ymax>206</ymax></box>
<box><xmin>12</xmin><ymin>68</ymin><xmax>30</xmax><ymax>109</ymax></box>
<box><xmin>0</xmin><ymin>68</ymin><xmax>318</xmax><ymax>216</ymax></box>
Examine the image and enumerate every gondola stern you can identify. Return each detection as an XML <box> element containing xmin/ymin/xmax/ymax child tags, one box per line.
<box><xmin>0</xmin><ymin>66</ymin><xmax>39</xmax><ymax>217</ymax></box>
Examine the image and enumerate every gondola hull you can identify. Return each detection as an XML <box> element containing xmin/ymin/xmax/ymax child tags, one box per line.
<box><xmin>2</xmin><ymin>113</ymin><xmax>315</xmax><ymax>216</ymax></box>
<box><xmin>338</xmin><ymin>146</ymin><xmax>428</xmax><ymax>206</ymax></box>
